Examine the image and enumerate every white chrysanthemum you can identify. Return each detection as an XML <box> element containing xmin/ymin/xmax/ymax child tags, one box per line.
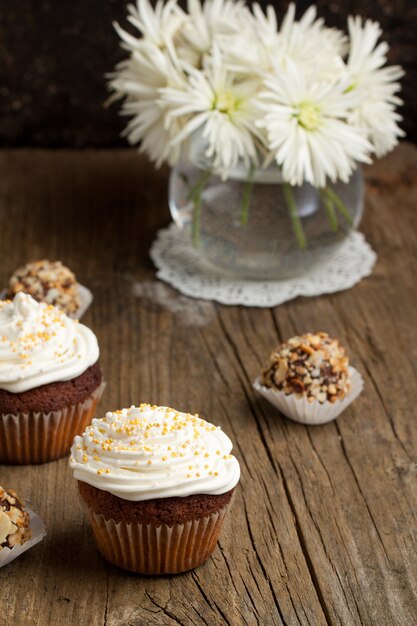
<box><xmin>124</xmin><ymin>0</ymin><xmax>185</xmax><ymax>52</ymax></box>
<box><xmin>258</xmin><ymin>61</ymin><xmax>372</xmax><ymax>187</ymax></box>
<box><xmin>349</xmin><ymin>99</ymin><xmax>403</xmax><ymax>157</ymax></box>
<box><xmin>224</xmin><ymin>3</ymin><xmax>347</xmax><ymax>81</ymax></box>
<box><xmin>346</xmin><ymin>16</ymin><xmax>404</xmax><ymax>156</ymax></box>
<box><xmin>109</xmin><ymin>0</ymin><xmax>189</xmax><ymax>166</ymax></box>
<box><xmin>278</xmin><ymin>3</ymin><xmax>347</xmax><ymax>70</ymax></box>
<box><xmin>175</xmin><ymin>0</ymin><xmax>247</xmax><ymax>67</ymax></box>
<box><xmin>161</xmin><ymin>49</ymin><xmax>263</xmax><ymax>173</ymax></box>
<box><xmin>109</xmin><ymin>32</ymin><xmax>186</xmax><ymax>166</ymax></box>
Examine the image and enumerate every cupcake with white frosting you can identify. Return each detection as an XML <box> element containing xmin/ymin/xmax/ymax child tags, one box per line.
<box><xmin>0</xmin><ymin>293</ymin><xmax>105</xmax><ymax>464</ymax></box>
<box><xmin>70</xmin><ymin>404</ymin><xmax>240</xmax><ymax>574</ymax></box>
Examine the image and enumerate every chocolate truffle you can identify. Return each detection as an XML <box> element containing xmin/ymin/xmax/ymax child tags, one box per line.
<box><xmin>261</xmin><ymin>332</ymin><xmax>351</xmax><ymax>403</ymax></box>
<box><xmin>7</xmin><ymin>259</ymin><xmax>81</xmax><ymax>315</ymax></box>
<box><xmin>0</xmin><ymin>486</ymin><xmax>32</xmax><ymax>549</ymax></box>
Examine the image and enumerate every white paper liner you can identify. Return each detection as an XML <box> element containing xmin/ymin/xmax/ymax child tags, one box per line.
<box><xmin>0</xmin><ymin>283</ymin><xmax>93</xmax><ymax>320</ymax></box>
<box><xmin>0</xmin><ymin>508</ymin><xmax>46</xmax><ymax>568</ymax></box>
<box><xmin>70</xmin><ymin>284</ymin><xmax>93</xmax><ymax>320</ymax></box>
<box><xmin>86</xmin><ymin>504</ymin><xmax>230</xmax><ymax>575</ymax></box>
<box><xmin>0</xmin><ymin>381</ymin><xmax>106</xmax><ymax>464</ymax></box>
<box><xmin>253</xmin><ymin>367</ymin><xmax>364</xmax><ymax>425</ymax></box>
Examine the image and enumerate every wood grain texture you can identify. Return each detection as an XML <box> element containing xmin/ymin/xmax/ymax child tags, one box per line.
<box><xmin>0</xmin><ymin>144</ymin><xmax>416</xmax><ymax>626</ymax></box>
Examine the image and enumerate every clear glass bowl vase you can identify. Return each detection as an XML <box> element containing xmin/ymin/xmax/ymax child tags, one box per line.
<box><xmin>169</xmin><ymin>157</ymin><xmax>363</xmax><ymax>280</ymax></box>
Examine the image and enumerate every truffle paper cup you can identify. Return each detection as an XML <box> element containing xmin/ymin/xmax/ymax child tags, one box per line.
<box><xmin>70</xmin><ymin>284</ymin><xmax>93</xmax><ymax>320</ymax></box>
<box><xmin>0</xmin><ymin>381</ymin><xmax>106</xmax><ymax>464</ymax></box>
<box><xmin>0</xmin><ymin>284</ymin><xmax>93</xmax><ymax>320</ymax></box>
<box><xmin>83</xmin><ymin>503</ymin><xmax>231</xmax><ymax>575</ymax></box>
<box><xmin>0</xmin><ymin>509</ymin><xmax>46</xmax><ymax>568</ymax></box>
<box><xmin>253</xmin><ymin>367</ymin><xmax>364</xmax><ymax>425</ymax></box>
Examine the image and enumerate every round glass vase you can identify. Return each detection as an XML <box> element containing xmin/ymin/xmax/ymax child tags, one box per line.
<box><xmin>169</xmin><ymin>157</ymin><xmax>363</xmax><ymax>280</ymax></box>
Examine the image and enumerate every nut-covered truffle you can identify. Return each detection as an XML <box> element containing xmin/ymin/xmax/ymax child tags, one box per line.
<box><xmin>6</xmin><ymin>259</ymin><xmax>81</xmax><ymax>315</ymax></box>
<box><xmin>261</xmin><ymin>332</ymin><xmax>351</xmax><ymax>403</ymax></box>
<box><xmin>0</xmin><ymin>487</ymin><xmax>32</xmax><ymax>550</ymax></box>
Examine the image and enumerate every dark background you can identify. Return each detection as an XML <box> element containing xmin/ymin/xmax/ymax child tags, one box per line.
<box><xmin>0</xmin><ymin>0</ymin><xmax>415</xmax><ymax>148</ymax></box>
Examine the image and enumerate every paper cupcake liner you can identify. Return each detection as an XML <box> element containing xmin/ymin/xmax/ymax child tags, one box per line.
<box><xmin>84</xmin><ymin>503</ymin><xmax>230</xmax><ymax>575</ymax></box>
<box><xmin>0</xmin><ymin>381</ymin><xmax>106</xmax><ymax>464</ymax></box>
<box><xmin>0</xmin><ymin>283</ymin><xmax>93</xmax><ymax>320</ymax></box>
<box><xmin>253</xmin><ymin>367</ymin><xmax>364</xmax><ymax>425</ymax></box>
<box><xmin>0</xmin><ymin>508</ymin><xmax>46</xmax><ymax>568</ymax></box>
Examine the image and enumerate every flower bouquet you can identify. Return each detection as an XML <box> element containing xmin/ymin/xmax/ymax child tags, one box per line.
<box><xmin>108</xmin><ymin>0</ymin><xmax>403</xmax><ymax>277</ymax></box>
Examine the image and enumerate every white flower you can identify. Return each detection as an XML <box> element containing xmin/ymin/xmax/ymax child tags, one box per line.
<box><xmin>123</xmin><ymin>0</ymin><xmax>185</xmax><ymax>52</ymax></box>
<box><xmin>346</xmin><ymin>16</ymin><xmax>404</xmax><ymax>156</ymax></box>
<box><xmin>226</xmin><ymin>3</ymin><xmax>347</xmax><ymax>80</ymax></box>
<box><xmin>175</xmin><ymin>0</ymin><xmax>247</xmax><ymax>66</ymax></box>
<box><xmin>109</xmin><ymin>36</ymin><xmax>186</xmax><ymax>166</ymax></box>
<box><xmin>348</xmin><ymin>99</ymin><xmax>403</xmax><ymax>157</ymax></box>
<box><xmin>109</xmin><ymin>0</ymin><xmax>189</xmax><ymax>166</ymax></box>
<box><xmin>258</xmin><ymin>61</ymin><xmax>372</xmax><ymax>187</ymax></box>
<box><xmin>161</xmin><ymin>49</ymin><xmax>263</xmax><ymax>173</ymax></box>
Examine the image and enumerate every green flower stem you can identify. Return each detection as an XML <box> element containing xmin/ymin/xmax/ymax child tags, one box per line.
<box><xmin>283</xmin><ymin>183</ymin><xmax>307</xmax><ymax>249</ymax></box>
<box><xmin>240</xmin><ymin>168</ymin><xmax>254</xmax><ymax>226</ymax></box>
<box><xmin>189</xmin><ymin>170</ymin><xmax>211</xmax><ymax>247</ymax></box>
<box><xmin>323</xmin><ymin>186</ymin><xmax>353</xmax><ymax>226</ymax></box>
<box><xmin>320</xmin><ymin>190</ymin><xmax>338</xmax><ymax>232</ymax></box>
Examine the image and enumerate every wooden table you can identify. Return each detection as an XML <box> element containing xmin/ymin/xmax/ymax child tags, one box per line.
<box><xmin>0</xmin><ymin>144</ymin><xmax>416</xmax><ymax>626</ymax></box>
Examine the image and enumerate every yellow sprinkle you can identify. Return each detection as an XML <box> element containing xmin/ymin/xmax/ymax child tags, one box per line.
<box><xmin>147</xmin><ymin>460</ymin><xmax>152</xmax><ymax>465</ymax></box>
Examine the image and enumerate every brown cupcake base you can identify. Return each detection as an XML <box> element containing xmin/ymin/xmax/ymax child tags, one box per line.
<box><xmin>78</xmin><ymin>483</ymin><xmax>235</xmax><ymax>575</ymax></box>
<box><xmin>0</xmin><ymin>381</ymin><xmax>105</xmax><ymax>465</ymax></box>
<box><xmin>0</xmin><ymin>362</ymin><xmax>103</xmax><ymax>414</ymax></box>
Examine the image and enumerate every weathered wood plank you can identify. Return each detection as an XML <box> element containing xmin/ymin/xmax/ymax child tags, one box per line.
<box><xmin>0</xmin><ymin>145</ymin><xmax>416</xmax><ymax>626</ymax></box>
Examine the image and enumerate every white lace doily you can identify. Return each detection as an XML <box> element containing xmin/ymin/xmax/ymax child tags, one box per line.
<box><xmin>150</xmin><ymin>223</ymin><xmax>377</xmax><ymax>307</ymax></box>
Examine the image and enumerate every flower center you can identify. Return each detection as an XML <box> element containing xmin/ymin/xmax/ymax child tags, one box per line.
<box><xmin>298</xmin><ymin>103</ymin><xmax>320</xmax><ymax>131</ymax></box>
<box><xmin>214</xmin><ymin>91</ymin><xmax>239</xmax><ymax>115</ymax></box>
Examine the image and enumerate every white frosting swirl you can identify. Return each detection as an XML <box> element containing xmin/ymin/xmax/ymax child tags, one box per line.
<box><xmin>70</xmin><ymin>405</ymin><xmax>240</xmax><ymax>501</ymax></box>
<box><xmin>0</xmin><ymin>293</ymin><xmax>99</xmax><ymax>393</ymax></box>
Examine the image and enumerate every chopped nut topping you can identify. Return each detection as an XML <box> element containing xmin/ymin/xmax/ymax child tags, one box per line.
<box><xmin>7</xmin><ymin>260</ymin><xmax>81</xmax><ymax>315</ymax></box>
<box><xmin>0</xmin><ymin>486</ymin><xmax>32</xmax><ymax>550</ymax></box>
<box><xmin>261</xmin><ymin>332</ymin><xmax>351</xmax><ymax>403</ymax></box>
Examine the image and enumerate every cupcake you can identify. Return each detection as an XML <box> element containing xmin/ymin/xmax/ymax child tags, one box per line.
<box><xmin>0</xmin><ymin>485</ymin><xmax>47</xmax><ymax>567</ymax></box>
<box><xmin>254</xmin><ymin>332</ymin><xmax>363</xmax><ymax>425</ymax></box>
<box><xmin>6</xmin><ymin>259</ymin><xmax>82</xmax><ymax>316</ymax></box>
<box><xmin>0</xmin><ymin>293</ymin><xmax>105</xmax><ymax>464</ymax></box>
<box><xmin>70</xmin><ymin>404</ymin><xmax>240</xmax><ymax>574</ymax></box>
